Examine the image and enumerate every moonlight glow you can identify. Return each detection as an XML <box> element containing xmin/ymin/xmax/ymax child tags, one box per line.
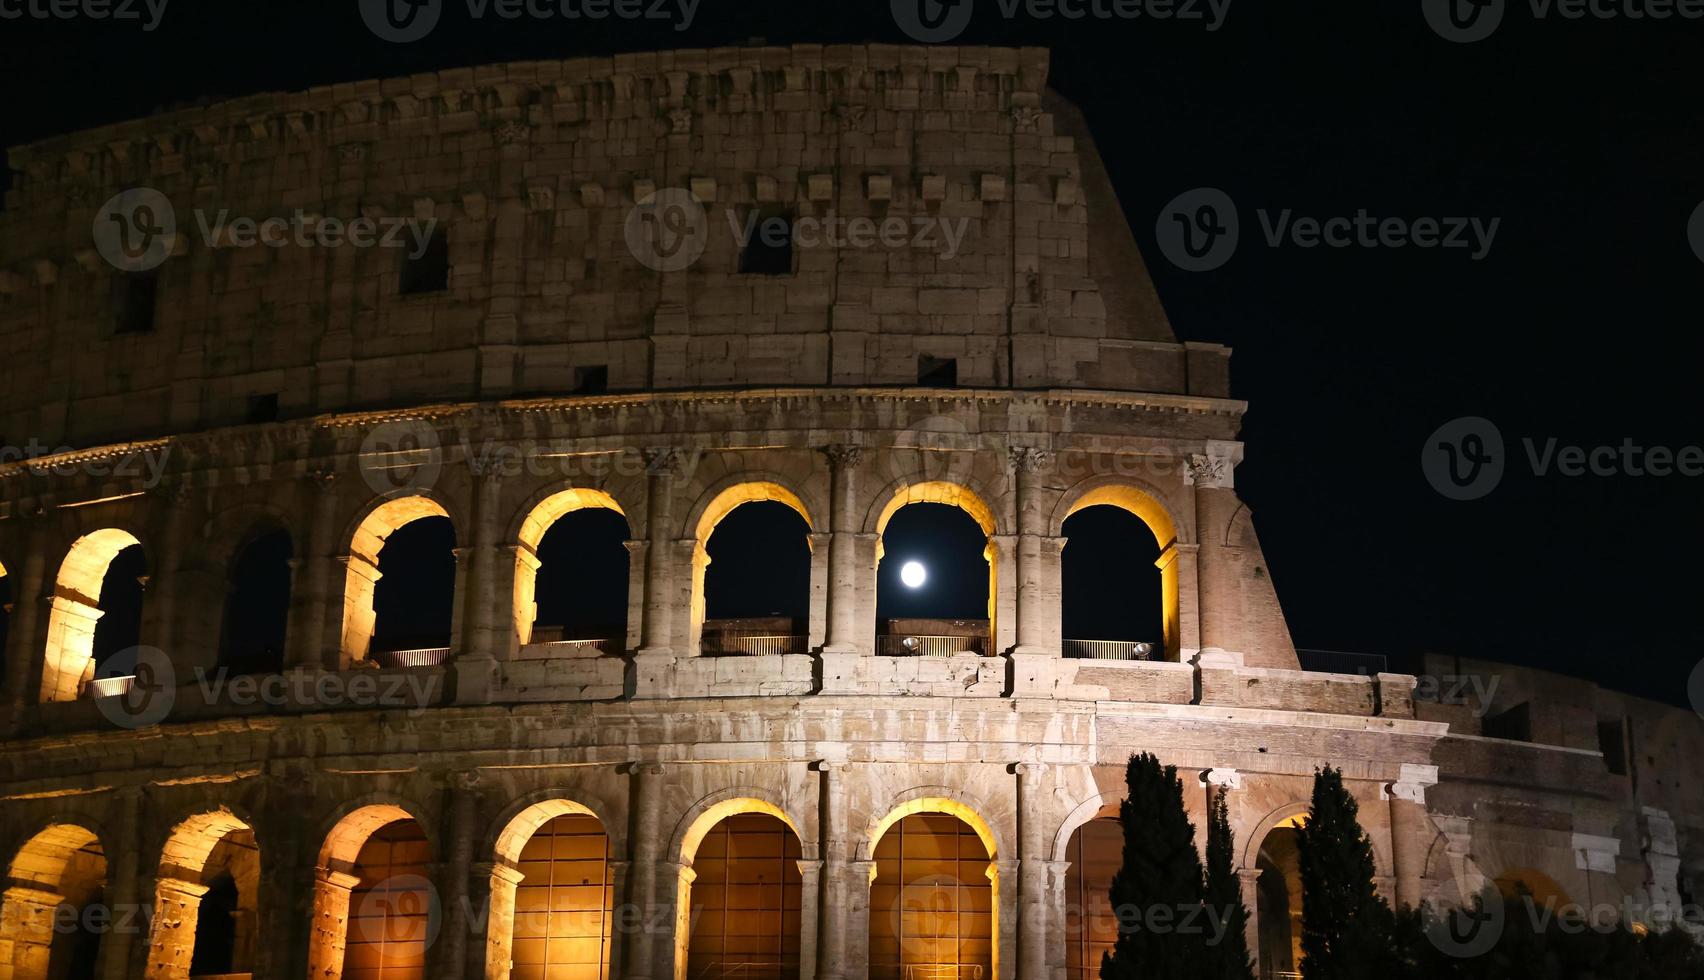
<box><xmin>900</xmin><ymin>561</ymin><xmax>927</xmax><ymax>589</ymax></box>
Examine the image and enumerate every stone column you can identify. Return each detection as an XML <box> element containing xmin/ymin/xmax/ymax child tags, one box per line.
<box><xmin>1014</xmin><ymin>763</ymin><xmax>1049</xmax><ymax>980</ymax></box>
<box><xmin>1385</xmin><ymin>764</ymin><xmax>1439</xmax><ymax>910</ymax></box>
<box><xmin>305</xmin><ymin>867</ymin><xmax>363</xmax><ymax>978</ymax></box>
<box><xmin>845</xmin><ymin>859</ymin><xmax>877</xmax><ymax>980</ymax></box>
<box><xmin>462</xmin><ymin>466</ymin><xmax>507</xmax><ymax>660</ymax></box>
<box><xmin>1186</xmin><ymin>444</ymin><xmax>1244</xmax><ymax>662</ymax></box>
<box><xmin>807</xmin><ymin>533</ymin><xmax>831</xmax><ymax>651</ymax></box>
<box><xmin>2</xmin><ymin>886</ymin><xmax>65</xmax><ymax>979</ymax></box>
<box><xmin>817</xmin><ymin>762</ymin><xmax>849</xmax><ymax>980</ymax></box>
<box><xmin>1236</xmin><ymin>868</ymin><xmax>1263</xmax><ymax>970</ymax></box>
<box><xmin>142</xmin><ymin>877</ymin><xmax>210</xmax><ymax>980</ymax></box>
<box><xmin>290</xmin><ymin>470</ymin><xmax>341</xmax><ymax>671</ymax></box>
<box><xmin>797</xmin><ymin>859</ymin><xmax>823</xmax><ymax>980</ymax></box>
<box><xmin>436</xmin><ymin>780</ymin><xmax>481</xmax><ymax>980</ymax></box>
<box><xmin>821</xmin><ymin>445</ymin><xmax>863</xmax><ymax>654</ymax></box>
<box><xmin>604</xmin><ymin>859</ymin><xmax>632</xmax><ymax>980</ymax></box>
<box><xmin>4</xmin><ymin>521</ymin><xmax>47</xmax><ymax>713</ymax></box>
<box><xmin>623</xmin><ymin>763</ymin><xmax>665</xmax><ymax>980</ymax></box>
<box><xmin>638</xmin><ymin>451</ymin><xmax>682</xmax><ymax>658</ymax></box>
<box><xmin>96</xmin><ymin>786</ymin><xmax>143</xmax><ymax>980</ymax></box>
<box><xmin>1009</xmin><ymin>449</ymin><xmax>1054</xmax><ymax>655</ymax></box>
<box><xmin>622</xmin><ymin>540</ymin><xmax>648</xmax><ymax>654</ymax></box>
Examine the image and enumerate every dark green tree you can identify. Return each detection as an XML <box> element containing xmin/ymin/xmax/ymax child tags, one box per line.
<box><xmin>1203</xmin><ymin>791</ymin><xmax>1255</xmax><ymax>979</ymax></box>
<box><xmin>1100</xmin><ymin>753</ymin><xmax>1206</xmax><ymax>980</ymax></box>
<box><xmin>1295</xmin><ymin>766</ymin><xmax>1399</xmax><ymax>979</ymax></box>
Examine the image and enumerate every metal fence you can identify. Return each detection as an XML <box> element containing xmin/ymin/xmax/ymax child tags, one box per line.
<box><xmin>368</xmin><ymin>647</ymin><xmax>451</xmax><ymax>669</ymax></box>
<box><xmin>702</xmin><ymin>635</ymin><xmax>809</xmax><ymax>657</ymax></box>
<box><xmin>877</xmin><ymin>635</ymin><xmax>989</xmax><ymax>657</ymax></box>
<box><xmin>1062</xmin><ymin>639</ymin><xmax>1156</xmax><ymax>661</ymax></box>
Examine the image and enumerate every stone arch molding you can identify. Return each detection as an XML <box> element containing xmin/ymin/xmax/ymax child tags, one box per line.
<box><xmin>858</xmin><ymin>785</ymin><xmax>1006</xmax><ymax>862</ymax></box>
<box><xmin>1052</xmin><ymin>792</ymin><xmax>1120</xmax><ymax>862</ymax></box>
<box><xmin>40</xmin><ymin>526</ymin><xmax>146</xmax><ymax>702</ymax></box>
<box><xmin>683</xmin><ymin>479</ymin><xmax>817</xmax><ymax>656</ymax></box>
<box><xmin>143</xmin><ymin>807</ymin><xmax>261</xmax><ymax>980</ymax></box>
<box><xmin>509</xmin><ymin>487</ymin><xmax>629</xmax><ymax>646</ymax></box>
<box><xmin>306</xmin><ymin>797</ymin><xmax>435</xmax><ymax>980</ymax></box>
<box><xmin>338</xmin><ymin>493</ymin><xmax>456</xmax><ymax>665</ymax></box>
<box><xmin>482</xmin><ymin>792</ymin><xmax>622</xmax><ymax>980</ymax></box>
<box><xmin>1241</xmin><ymin>800</ymin><xmax>1394</xmax><ymax>878</ymax></box>
<box><xmin>1052</xmin><ymin>474</ymin><xmax>1189</xmax><ymax>659</ymax></box>
<box><xmin>668</xmin><ymin>787</ymin><xmax>811</xmax><ymax>866</ymax></box>
<box><xmin>2</xmin><ymin>821</ymin><xmax>109</xmax><ymax>980</ymax></box>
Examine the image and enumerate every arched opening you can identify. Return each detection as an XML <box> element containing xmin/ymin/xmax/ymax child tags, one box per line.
<box><xmin>1256</xmin><ymin>818</ymin><xmax>1305</xmax><ymax>979</ymax></box>
<box><xmin>1061</xmin><ymin>506</ymin><xmax>1163</xmax><ymax>661</ymax></box>
<box><xmin>1</xmin><ymin>824</ymin><xmax>108</xmax><ymax>980</ymax></box>
<box><xmin>145</xmin><ymin>809</ymin><xmax>260</xmax><ymax>979</ymax></box>
<box><xmin>310</xmin><ymin>806</ymin><xmax>432</xmax><ymax>980</ymax></box>
<box><xmin>41</xmin><ymin>528</ymin><xmax>147</xmax><ymax>702</ymax></box>
<box><xmin>515</xmin><ymin>489</ymin><xmax>630</xmax><ymax>654</ymax></box>
<box><xmin>684</xmin><ymin>810</ymin><xmax>804</xmax><ymax>980</ymax></box>
<box><xmin>1063</xmin><ymin>809</ymin><xmax>1121</xmax><ymax>980</ymax></box>
<box><xmin>874</xmin><ymin>484</ymin><xmax>997</xmax><ymax>657</ymax></box>
<box><xmin>694</xmin><ymin>485</ymin><xmax>812</xmax><ymax>657</ymax></box>
<box><xmin>486</xmin><ymin>800</ymin><xmax>614</xmax><ymax>980</ymax></box>
<box><xmin>869</xmin><ymin>803</ymin><xmax>997</xmax><ymax>980</ymax></box>
<box><xmin>341</xmin><ymin>497</ymin><xmax>455</xmax><ymax>668</ymax></box>
<box><xmin>217</xmin><ymin>528</ymin><xmax>293</xmax><ymax>675</ymax></box>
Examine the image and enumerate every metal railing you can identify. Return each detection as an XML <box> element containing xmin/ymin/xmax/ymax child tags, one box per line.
<box><xmin>86</xmin><ymin>675</ymin><xmax>136</xmax><ymax>698</ymax></box>
<box><xmin>1062</xmin><ymin>639</ymin><xmax>1157</xmax><ymax>661</ymax></box>
<box><xmin>1294</xmin><ymin>648</ymin><xmax>1388</xmax><ymax>676</ymax></box>
<box><xmin>702</xmin><ymin>634</ymin><xmax>808</xmax><ymax>657</ymax></box>
<box><xmin>368</xmin><ymin>647</ymin><xmax>451</xmax><ymax>669</ymax></box>
<box><xmin>522</xmin><ymin>637</ymin><xmax>611</xmax><ymax>657</ymax></box>
<box><xmin>877</xmin><ymin>635</ymin><xmax>988</xmax><ymax>657</ymax></box>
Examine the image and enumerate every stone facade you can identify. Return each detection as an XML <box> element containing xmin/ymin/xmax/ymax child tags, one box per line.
<box><xmin>0</xmin><ymin>43</ymin><xmax>1697</xmax><ymax>980</ymax></box>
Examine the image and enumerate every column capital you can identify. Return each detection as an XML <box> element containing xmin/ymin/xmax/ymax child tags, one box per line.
<box><xmin>814</xmin><ymin>759</ymin><xmax>850</xmax><ymax>773</ymax></box>
<box><xmin>1008</xmin><ymin>446</ymin><xmax>1054</xmax><ymax>474</ymax></box>
<box><xmin>1236</xmin><ymin>867</ymin><xmax>1265</xmax><ymax>885</ymax></box>
<box><xmin>643</xmin><ymin>447</ymin><xmax>686</xmax><ymax>477</ymax></box>
<box><xmin>627</xmin><ymin>760</ymin><xmax>665</xmax><ymax>777</ymax></box>
<box><xmin>1012</xmin><ymin>761</ymin><xmax>1048</xmax><ymax>778</ymax></box>
<box><xmin>1184</xmin><ymin>441</ymin><xmax>1244</xmax><ymax>489</ymax></box>
<box><xmin>821</xmin><ymin>443</ymin><xmax>864</xmax><ymax>469</ymax></box>
<box><xmin>1381</xmin><ymin>763</ymin><xmax>1439</xmax><ymax>803</ymax></box>
<box><xmin>1201</xmin><ymin>768</ymin><xmax>1243</xmax><ymax>791</ymax></box>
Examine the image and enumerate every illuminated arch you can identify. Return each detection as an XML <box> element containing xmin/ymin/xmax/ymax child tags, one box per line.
<box><xmin>867</xmin><ymin>482</ymin><xmax>1000</xmax><ymax>645</ymax></box>
<box><xmin>685</xmin><ymin>481</ymin><xmax>815</xmax><ymax>656</ymax></box>
<box><xmin>2</xmin><ymin>823</ymin><xmax>108</xmax><ymax>980</ymax></box>
<box><xmin>485</xmin><ymin>797</ymin><xmax>615</xmax><ymax>980</ymax></box>
<box><xmin>511</xmin><ymin>487</ymin><xmax>627</xmax><ymax>646</ymax></box>
<box><xmin>40</xmin><ymin>527</ymin><xmax>144</xmax><ymax>702</ymax></box>
<box><xmin>1241</xmin><ymin>803</ymin><xmax>1310</xmax><ymax>871</ymax></box>
<box><xmin>866</xmin><ymin>796</ymin><xmax>1001</xmax><ymax>980</ymax></box>
<box><xmin>1055</xmin><ymin>477</ymin><xmax>1185</xmax><ymax>659</ymax></box>
<box><xmin>144</xmin><ymin>808</ymin><xmax>260</xmax><ymax>979</ymax></box>
<box><xmin>309</xmin><ymin>801</ymin><xmax>434</xmax><ymax>980</ymax></box>
<box><xmin>339</xmin><ymin>495</ymin><xmax>453</xmax><ymax>664</ymax></box>
<box><xmin>671</xmin><ymin>796</ymin><xmax>807</xmax><ymax>980</ymax></box>
<box><xmin>1052</xmin><ymin>792</ymin><xmax>1119</xmax><ymax>862</ymax></box>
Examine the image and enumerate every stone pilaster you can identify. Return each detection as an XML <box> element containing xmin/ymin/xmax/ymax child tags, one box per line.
<box><xmin>1010</xmin><ymin>448</ymin><xmax>1054</xmax><ymax>655</ymax></box>
<box><xmin>622</xmin><ymin>762</ymin><xmax>665</xmax><ymax>980</ymax></box>
<box><xmin>1383</xmin><ymin>763</ymin><xmax>1439</xmax><ymax>909</ymax></box>
<box><xmin>435</xmin><ymin>779</ymin><xmax>481</xmax><ymax>979</ymax></box>
<box><xmin>637</xmin><ymin>450</ymin><xmax>681</xmax><ymax>660</ymax></box>
<box><xmin>96</xmin><ymin>786</ymin><xmax>143</xmax><ymax>980</ymax></box>
<box><xmin>1014</xmin><ymin>762</ymin><xmax>1049</xmax><ymax>980</ymax></box>
<box><xmin>796</xmin><ymin>858</ymin><xmax>823</xmax><ymax>980</ymax></box>
<box><xmin>817</xmin><ymin>761</ymin><xmax>849</xmax><ymax>980</ymax></box>
<box><xmin>1236</xmin><ymin>867</ymin><xmax>1263</xmax><ymax>971</ymax></box>
<box><xmin>3</xmin><ymin>520</ymin><xmax>47</xmax><ymax>713</ymax></box>
<box><xmin>821</xmin><ymin>445</ymin><xmax>863</xmax><ymax>654</ymax></box>
<box><xmin>1185</xmin><ymin>443</ymin><xmax>1244</xmax><ymax>660</ymax></box>
<box><xmin>142</xmin><ymin>877</ymin><xmax>210</xmax><ymax>980</ymax></box>
<box><xmin>292</xmin><ymin>469</ymin><xmax>341</xmax><ymax>670</ymax></box>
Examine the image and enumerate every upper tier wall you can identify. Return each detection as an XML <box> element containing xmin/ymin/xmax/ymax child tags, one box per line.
<box><xmin>0</xmin><ymin>44</ymin><xmax>1216</xmax><ymax>451</ymax></box>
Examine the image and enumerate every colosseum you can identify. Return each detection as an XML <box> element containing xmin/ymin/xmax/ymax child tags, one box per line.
<box><xmin>0</xmin><ymin>41</ymin><xmax>1697</xmax><ymax>980</ymax></box>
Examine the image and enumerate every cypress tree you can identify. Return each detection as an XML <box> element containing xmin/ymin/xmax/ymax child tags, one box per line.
<box><xmin>1295</xmin><ymin>766</ymin><xmax>1398</xmax><ymax>980</ymax></box>
<box><xmin>1100</xmin><ymin>753</ymin><xmax>1206</xmax><ymax>980</ymax></box>
<box><xmin>1203</xmin><ymin>791</ymin><xmax>1255</xmax><ymax>980</ymax></box>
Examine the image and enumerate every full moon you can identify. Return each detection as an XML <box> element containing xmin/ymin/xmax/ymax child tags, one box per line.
<box><xmin>900</xmin><ymin>561</ymin><xmax>927</xmax><ymax>589</ymax></box>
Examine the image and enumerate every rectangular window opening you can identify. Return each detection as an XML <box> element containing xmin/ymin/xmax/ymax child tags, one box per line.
<box><xmin>918</xmin><ymin>355</ymin><xmax>958</xmax><ymax>387</ymax></box>
<box><xmin>114</xmin><ymin>271</ymin><xmax>159</xmax><ymax>335</ymax></box>
<box><xmin>739</xmin><ymin>207</ymin><xmax>794</xmax><ymax>275</ymax></box>
<box><xmin>400</xmin><ymin>229</ymin><xmax>450</xmax><ymax>295</ymax></box>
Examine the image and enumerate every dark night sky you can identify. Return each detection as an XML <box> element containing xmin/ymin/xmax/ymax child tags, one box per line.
<box><xmin>4</xmin><ymin>1</ymin><xmax>1702</xmax><ymax>705</ymax></box>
